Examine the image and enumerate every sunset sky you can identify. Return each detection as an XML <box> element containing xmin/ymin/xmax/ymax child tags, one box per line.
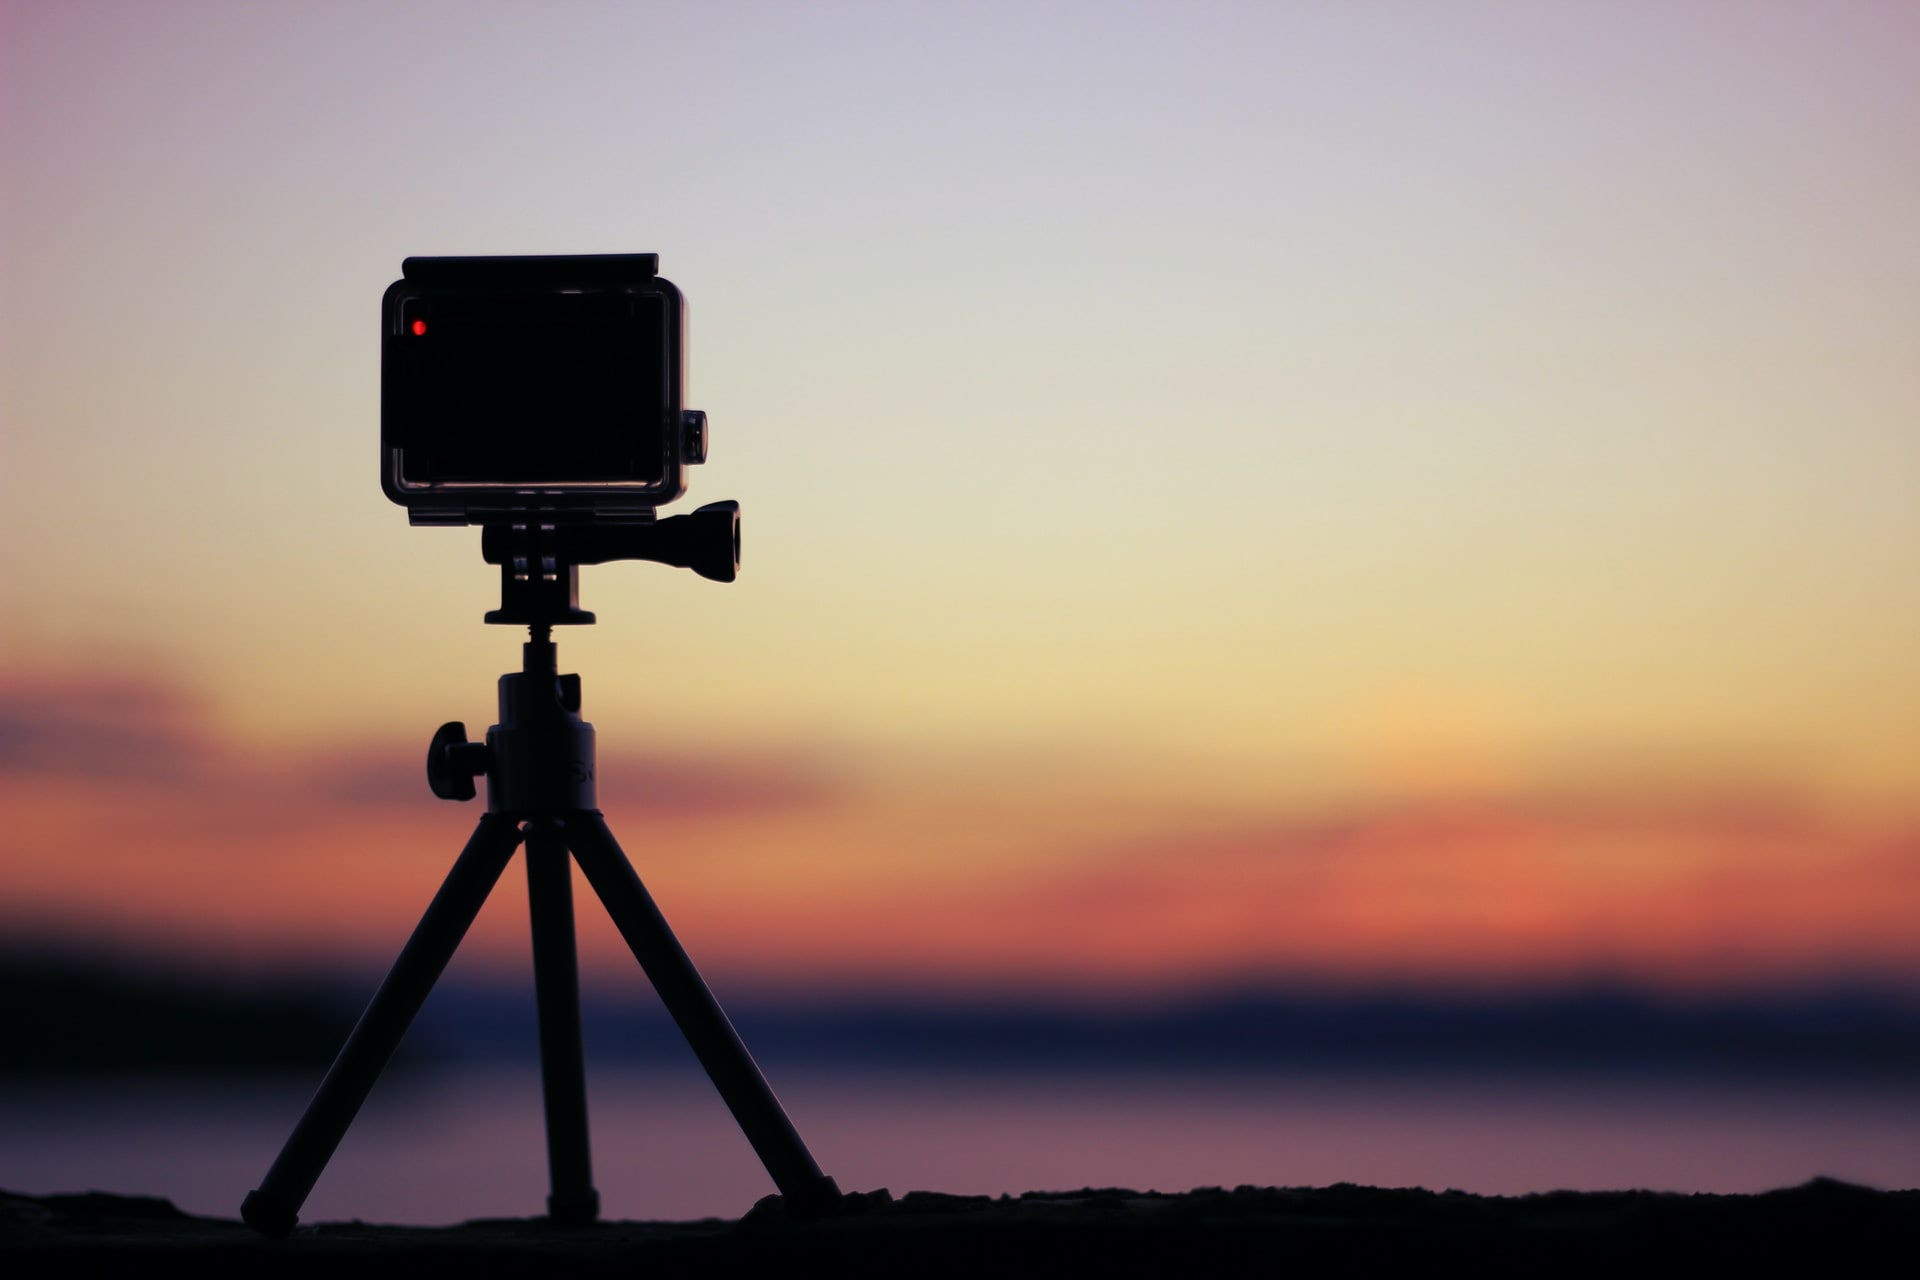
<box><xmin>3</xmin><ymin>1</ymin><xmax>1917</xmax><ymax>998</ymax></box>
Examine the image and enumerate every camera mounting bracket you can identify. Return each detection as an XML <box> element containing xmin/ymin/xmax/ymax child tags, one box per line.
<box><xmin>478</xmin><ymin>500</ymin><xmax>742</xmax><ymax>627</ymax></box>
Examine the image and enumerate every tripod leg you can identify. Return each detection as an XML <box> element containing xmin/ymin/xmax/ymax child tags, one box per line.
<box><xmin>524</xmin><ymin>818</ymin><xmax>599</xmax><ymax>1225</ymax></box>
<box><xmin>566</xmin><ymin>811</ymin><xmax>841</xmax><ymax>1213</ymax></box>
<box><xmin>241</xmin><ymin>812</ymin><xmax>524</xmax><ymax>1236</ymax></box>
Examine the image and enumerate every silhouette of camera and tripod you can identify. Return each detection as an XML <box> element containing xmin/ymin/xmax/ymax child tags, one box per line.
<box><xmin>242</xmin><ymin>255</ymin><xmax>840</xmax><ymax>1235</ymax></box>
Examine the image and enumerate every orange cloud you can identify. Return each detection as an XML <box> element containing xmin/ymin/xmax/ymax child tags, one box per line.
<box><xmin>4</xmin><ymin>668</ymin><xmax>1916</xmax><ymax>997</ymax></box>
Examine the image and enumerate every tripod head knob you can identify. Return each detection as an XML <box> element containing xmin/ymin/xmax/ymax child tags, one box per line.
<box><xmin>427</xmin><ymin>721</ymin><xmax>490</xmax><ymax>802</ymax></box>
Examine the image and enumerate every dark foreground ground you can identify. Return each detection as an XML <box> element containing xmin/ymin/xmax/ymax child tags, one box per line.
<box><xmin>4</xmin><ymin>1181</ymin><xmax>1914</xmax><ymax>1278</ymax></box>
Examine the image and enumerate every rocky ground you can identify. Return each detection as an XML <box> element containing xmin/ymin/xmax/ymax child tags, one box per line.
<box><xmin>4</xmin><ymin>1180</ymin><xmax>1913</xmax><ymax>1277</ymax></box>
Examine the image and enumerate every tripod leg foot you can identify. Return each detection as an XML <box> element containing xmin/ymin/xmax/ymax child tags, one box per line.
<box><xmin>242</xmin><ymin>812</ymin><xmax>524</xmax><ymax>1235</ymax></box>
<box><xmin>566</xmin><ymin>811</ymin><xmax>840</xmax><ymax>1212</ymax></box>
<box><xmin>783</xmin><ymin>1174</ymin><xmax>845</xmax><ymax>1217</ymax></box>
<box><xmin>526</xmin><ymin>818</ymin><xmax>598</xmax><ymax>1224</ymax></box>
<box><xmin>240</xmin><ymin>1188</ymin><xmax>300</xmax><ymax>1238</ymax></box>
<box><xmin>547</xmin><ymin>1187</ymin><xmax>601</xmax><ymax>1227</ymax></box>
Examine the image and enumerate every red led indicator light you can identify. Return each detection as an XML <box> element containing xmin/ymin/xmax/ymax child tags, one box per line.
<box><xmin>410</xmin><ymin>318</ymin><xmax>428</xmax><ymax>336</ymax></box>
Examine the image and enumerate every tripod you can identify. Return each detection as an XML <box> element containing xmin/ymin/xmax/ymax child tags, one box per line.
<box><xmin>242</xmin><ymin>516</ymin><xmax>839</xmax><ymax>1236</ymax></box>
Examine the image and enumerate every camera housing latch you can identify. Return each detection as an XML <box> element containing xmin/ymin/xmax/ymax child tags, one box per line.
<box><xmin>680</xmin><ymin>410</ymin><xmax>708</xmax><ymax>466</ymax></box>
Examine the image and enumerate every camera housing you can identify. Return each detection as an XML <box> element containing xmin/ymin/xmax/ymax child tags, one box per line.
<box><xmin>382</xmin><ymin>254</ymin><xmax>704</xmax><ymax>525</ymax></box>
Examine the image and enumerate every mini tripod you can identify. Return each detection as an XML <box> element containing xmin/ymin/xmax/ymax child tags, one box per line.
<box><xmin>242</xmin><ymin>505</ymin><xmax>840</xmax><ymax>1235</ymax></box>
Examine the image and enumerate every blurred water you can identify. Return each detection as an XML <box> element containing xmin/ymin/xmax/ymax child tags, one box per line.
<box><xmin>4</xmin><ymin>1065</ymin><xmax>1917</xmax><ymax>1225</ymax></box>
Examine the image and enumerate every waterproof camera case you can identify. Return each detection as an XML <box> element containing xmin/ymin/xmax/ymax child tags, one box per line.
<box><xmin>381</xmin><ymin>254</ymin><xmax>704</xmax><ymax>525</ymax></box>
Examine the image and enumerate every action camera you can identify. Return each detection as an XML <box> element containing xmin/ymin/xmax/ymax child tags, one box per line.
<box><xmin>381</xmin><ymin>254</ymin><xmax>707</xmax><ymax>525</ymax></box>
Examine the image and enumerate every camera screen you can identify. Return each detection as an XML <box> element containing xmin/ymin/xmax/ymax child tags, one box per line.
<box><xmin>394</xmin><ymin>289</ymin><xmax>669</xmax><ymax>484</ymax></box>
